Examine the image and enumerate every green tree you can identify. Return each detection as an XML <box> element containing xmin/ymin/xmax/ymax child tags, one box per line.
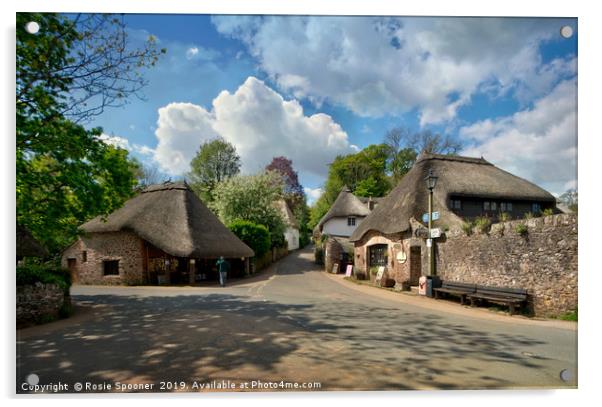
<box><xmin>211</xmin><ymin>171</ymin><xmax>286</xmax><ymax>248</ymax></box>
<box><xmin>308</xmin><ymin>144</ymin><xmax>391</xmax><ymax>229</ymax></box>
<box><xmin>188</xmin><ymin>138</ymin><xmax>241</xmax><ymax>202</ymax></box>
<box><xmin>16</xmin><ymin>13</ymin><xmax>164</xmax><ymax>253</ymax></box>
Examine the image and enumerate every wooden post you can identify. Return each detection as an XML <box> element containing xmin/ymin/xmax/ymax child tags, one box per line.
<box><xmin>189</xmin><ymin>259</ymin><xmax>196</xmax><ymax>285</ymax></box>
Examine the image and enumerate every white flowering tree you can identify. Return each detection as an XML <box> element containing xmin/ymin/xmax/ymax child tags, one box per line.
<box><xmin>211</xmin><ymin>171</ymin><xmax>286</xmax><ymax>248</ymax></box>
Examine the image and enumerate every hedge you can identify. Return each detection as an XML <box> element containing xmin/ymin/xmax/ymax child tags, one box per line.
<box><xmin>228</xmin><ymin>220</ymin><xmax>271</xmax><ymax>258</ymax></box>
<box><xmin>16</xmin><ymin>263</ymin><xmax>71</xmax><ymax>293</ymax></box>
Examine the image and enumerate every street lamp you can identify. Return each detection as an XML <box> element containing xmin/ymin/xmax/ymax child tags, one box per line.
<box><xmin>425</xmin><ymin>169</ymin><xmax>438</xmax><ymax>276</ymax></box>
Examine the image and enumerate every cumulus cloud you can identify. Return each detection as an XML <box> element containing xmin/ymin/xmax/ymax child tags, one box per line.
<box><xmin>212</xmin><ymin>16</ymin><xmax>576</xmax><ymax>125</ymax></box>
<box><xmin>460</xmin><ymin>79</ymin><xmax>577</xmax><ymax>196</ymax></box>
<box><xmin>99</xmin><ymin>134</ymin><xmax>155</xmax><ymax>157</ymax></box>
<box><xmin>153</xmin><ymin>77</ymin><xmax>355</xmax><ymax>177</ymax></box>
<box><xmin>186</xmin><ymin>47</ymin><xmax>199</xmax><ymax>59</ymax></box>
<box><xmin>304</xmin><ymin>187</ymin><xmax>324</xmax><ymax>205</ymax></box>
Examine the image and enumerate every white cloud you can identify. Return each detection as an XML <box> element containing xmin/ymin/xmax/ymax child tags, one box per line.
<box><xmin>212</xmin><ymin>16</ymin><xmax>576</xmax><ymax>126</ymax></box>
<box><xmin>99</xmin><ymin>134</ymin><xmax>155</xmax><ymax>157</ymax></box>
<box><xmin>460</xmin><ymin>79</ymin><xmax>577</xmax><ymax>196</ymax></box>
<box><xmin>304</xmin><ymin>187</ymin><xmax>324</xmax><ymax>205</ymax></box>
<box><xmin>186</xmin><ymin>47</ymin><xmax>199</xmax><ymax>59</ymax></box>
<box><xmin>152</xmin><ymin>77</ymin><xmax>356</xmax><ymax>177</ymax></box>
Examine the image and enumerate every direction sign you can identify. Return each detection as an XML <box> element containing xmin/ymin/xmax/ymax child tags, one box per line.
<box><xmin>415</xmin><ymin>228</ymin><xmax>430</xmax><ymax>238</ymax></box>
<box><xmin>430</xmin><ymin>228</ymin><xmax>442</xmax><ymax>238</ymax></box>
<box><xmin>422</xmin><ymin>211</ymin><xmax>440</xmax><ymax>223</ymax></box>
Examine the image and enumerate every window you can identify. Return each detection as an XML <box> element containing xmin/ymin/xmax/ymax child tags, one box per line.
<box><xmin>484</xmin><ymin>201</ymin><xmax>490</xmax><ymax>211</ymax></box>
<box><xmin>491</xmin><ymin>202</ymin><xmax>497</xmax><ymax>211</ymax></box>
<box><xmin>347</xmin><ymin>217</ymin><xmax>356</xmax><ymax>226</ymax></box>
<box><xmin>450</xmin><ymin>199</ymin><xmax>461</xmax><ymax>210</ymax></box>
<box><xmin>532</xmin><ymin>203</ymin><xmax>541</xmax><ymax>214</ymax></box>
<box><xmin>501</xmin><ymin>202</ymin><xmax>513</xmax><ymax>212</ymax></box>
<box><xmin>103</xmin><ymin>260</ymin><xmax>119</xmax><ymax>276</ymax></box>
<box><xmin>82</xmin><ymin>251</ymin><xmax>87</xmax><ymax>262</ymax></box>
<box><xmin>369</xmin><ymin>244</ymin><xmax>388</xmax><ymax>267</ymax></box>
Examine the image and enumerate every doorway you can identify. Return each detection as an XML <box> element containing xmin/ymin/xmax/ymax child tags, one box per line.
<box><xmin>409</xmin><ymin>246</ymin><xmax>422</xmax><ymax>285</ymax></box>
<box><xmin>67</xmin><ymin>258</ymin><xmax>78</xmax><ymax>284</ymax></box>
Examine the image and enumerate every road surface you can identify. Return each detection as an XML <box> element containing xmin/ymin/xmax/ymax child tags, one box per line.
<box><xmin>17</xmin><ymin>246</ymin><xmax>577</xmax><ymax>392</ymax></box>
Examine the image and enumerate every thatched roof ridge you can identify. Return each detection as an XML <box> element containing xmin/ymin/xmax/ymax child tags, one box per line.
<box><xmin>81</xmin><ymin>181</ymin><xmax>254</xmax><ymax>258</ymax></box>
<box><xmin>316</xmin><ymin>186</ymin><xmax>373</xmax><ymax>231</ymax></box>
<box><xmin>274</xmin><ymin>199</ymin><xmax>298</xmax><ymax>229</ymax></box>
<box><xmin>17</xmin><ymin>224</ymin><xmax>48</xmax><ymax>258</ymax></box>
<box><xmin>350</xmin><ymin>153</ymin><xmax>556</xmax><ymax>242</ymax></box>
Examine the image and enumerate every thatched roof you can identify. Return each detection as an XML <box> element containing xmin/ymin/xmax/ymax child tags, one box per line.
<box><xmin>17</xmin><ymin>224</ymin><xmax>48</xmax><ymax>258</ymax></box>
<box><xmin>350</xmin><ymin>153</ymin><xmax>556</xmax><ymax>242</ymax></box>
<box><xmin>274</xmin><ymin>199</ymin><xmax>298</xmax><ymax>229</ymax></box>
<box><xmin>316</xmin><ymin>186</ymin><xmax>374</xmax><ymax>232</ymax></box>
<box><xmin>81</xmin><ymin>182</ymin><xmax>254</xmax><ymax>258</ymax></box>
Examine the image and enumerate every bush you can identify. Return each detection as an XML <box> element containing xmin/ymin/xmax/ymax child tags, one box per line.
<box><xmin>474</xmin><ymin>216</ymin><xmax>492</xmax><ymax>233</ymax></box>
<box><xmin>16</xmin><ymin>263</ymin><xmax>71</xmax><ymax>293</ymax></box>
<box><xmin>542</xmin><ymin>208</ymin><xmax>554</xmax><ymax>216</ymax></box>
<box><xmin>314</xmin><ymin>246</ymin><xmax>324</xmax><ymax>264</ymax></box>
<box><xmin>299</xmin><ymin>232</ymin><xmax>310</xmax><ymax>248</ymax></box>
<box><xmin>558</xmin><ymin>306</ymin><xmax>578</xmax><ymax>321</ymax></box>
<box><xmin>499</xmin><ymin>212</ymin><xmax>511</xmax><ymax>222</ymax></box>
<box><xmin>461</xmin><ymin>221</ymin><xmax>473</xmax><ymax>236</ymax></box>
<box><xmin>515</xmin><ymin>223</ymin><xmax>528</xmax><ymax>236</ymax></box>
<box><xmin>524</xmin><ymin>212</ymin><xmax>534</xmax><ymax>220</ymax></box>
<box><xmin>228</xmin><ymin>220</ymin><xmax>271</xmax><ymax>258</ymax></box>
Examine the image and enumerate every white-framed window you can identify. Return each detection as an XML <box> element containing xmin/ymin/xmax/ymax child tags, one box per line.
<box><xmin>450</xmin><ymin>199</ymin><xmax>461</xmax><ymax>210</ymax></box>
<box><xmin>347</xmin><ymin>217</ymin><xmax>356</xmax><ymax>226</ymax></box>
<box><xmin>484</xmin><ymin>201</ymin><xmax>490</xmax><ymax>211</ymax></box>
<box><xmin>491</xmin><ymin>202</ymin><xmax>497</xmax><ymax>211</ymax></box>
<box><xmin>501</xmin><ymin>202</ymin><xmax>513</xmax><ymax>212</ymax></box>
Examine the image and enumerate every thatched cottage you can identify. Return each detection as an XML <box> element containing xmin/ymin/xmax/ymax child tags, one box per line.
<box><xmin>315</xmin><ymin>186</ymin><xmax>381</xmax><ymax>272</ymax></box>
<box><xmin>349</xmin><ymin>153</ymin><xmax>557</xmax><ymax>287</ymax></box>
<box><xmin>62</xmin><ymin>182</ymin><xmax>254</xmax><ymax>285</ymax></box>
<box><xmin>274</xmin><ymin>199</ymin><xmax>300</xmax><ymax>250</ymax></box>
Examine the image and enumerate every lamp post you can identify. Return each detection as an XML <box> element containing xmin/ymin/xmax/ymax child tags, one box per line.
<box><xmin>425</xmin><ymin>169</ymin><xmax>438</xmax><ymax>276</ymax></box>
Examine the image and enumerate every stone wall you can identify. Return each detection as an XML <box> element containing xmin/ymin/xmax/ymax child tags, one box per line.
<box><xmin>435</xmin><ymin>214</ymin><xmax>577</xmax><ymax>316</ymax></box>
<box><xmin>17</xmin><ymin>283</ymin><xmax>69</xmax><ymax>327</ymax></box>
<box><xmin>61</xmin><ymin>231</ymin><xmax>145</xmax><ymax>285</ymax></box>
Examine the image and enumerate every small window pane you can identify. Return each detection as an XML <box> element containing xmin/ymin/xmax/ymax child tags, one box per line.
<box><xmin>484</xmin><ymin>201</ymin><xmax>490</xmax><ymax>210</ymax></box>
<box><xmin>532</xmin><ymin>203</ymin><xmax>541</xmax><ymax>214</ymax></box>
<box><xmin>508</xmin><ymin>202</ymin><xmax>513</xmax><ymax>211</ymax></box>
<box><xmin>348</xmin><ymin>217</ymin><xmax>356</xmax><ymax>226</ymax></box>
<box><xmin>491</xmin><ymin>202</ymin><xmax>497</xmax><ymax>211</ymax></box>
<box><xmin>82</xmin><ymin>251</ymin><xmax>87</xmax><ymax>262</ymax></box>
<box><xmin>500</xmin><ymin>203</ymin><xmax>506</xmax><ymax>212</ymax></box>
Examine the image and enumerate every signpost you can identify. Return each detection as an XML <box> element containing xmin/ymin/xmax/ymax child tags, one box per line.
<box><xmin>332</xmin><ymin>263</ymin><xmax>339</xmax><ymax>274</ymax></box>
<box><xmin>430</xmin><ymin>228</ymin><xmax>442</xmax><ymax>239</ymax></box>
<box><xmin>422</xmin><ymin>211</ymin><xmax>439</xmax><ymax>223</ymax></box>
<box><xmin>345</xmin><ymin>265</ymin><xmax>353</xmax><ymax>277</ymax></box>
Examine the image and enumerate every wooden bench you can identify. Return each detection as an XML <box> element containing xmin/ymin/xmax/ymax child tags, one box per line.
<box><xmin>433</xmin><ymin>282</ymin><xmax>476</xmax><ymax>305</ymax></box>
<box><xmin>467</xmin><ymin>285</ymin><xmax>528</xmax><ymax>315</ymax></box>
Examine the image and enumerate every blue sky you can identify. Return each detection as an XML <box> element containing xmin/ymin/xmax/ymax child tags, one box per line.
<box><xmin>83</xmin><ymin>15</ymin><xmax>578</xmax><ymax>203</ymax></box>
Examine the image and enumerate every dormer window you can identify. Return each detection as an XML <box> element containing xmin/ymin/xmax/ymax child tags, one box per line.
<box><xmin>347</xmin><ymin>217</ymin><xmax>356</xmax><ymax>226</ymax></box>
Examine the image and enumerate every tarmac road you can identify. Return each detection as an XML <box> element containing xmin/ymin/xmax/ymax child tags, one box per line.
<box><xmin>16</xmin><ymin>246</ymin><xmax>577</xmax><ymax>392</ymax></box>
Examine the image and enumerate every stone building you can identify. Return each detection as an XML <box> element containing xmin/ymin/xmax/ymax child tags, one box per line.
<box><xmin>314</xmin><ymin>186</ymin><xmax>381</xmax><ymax>272</ymax></box>
<box><xmin>62</xmin><ymin>182</ymin><xmax>254</xmax><ymax>285</ymax></box>
<box><xmin>350</xmin><ymin>153</ymin><xmax>559</xmax><ymax>289</ymax></box>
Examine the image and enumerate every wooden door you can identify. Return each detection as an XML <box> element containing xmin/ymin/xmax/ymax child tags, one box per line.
<box><xmin>67</xmin><ymin>258</ymin><xmax>78</xmax><ymax>284</ymax></box>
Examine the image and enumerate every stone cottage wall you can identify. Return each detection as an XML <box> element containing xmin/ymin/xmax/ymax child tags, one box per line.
<box><xmin>17</xmin><ymin>283</ymin><xmax>68</xmax><ymax>327</ymax></box>
<box><xmin>434</xmin><ymin>213</ymin><xmax>577</xmax><ymax>317</ymax></box>
<box><xmin>354</xmin><ymin>230</ymin><xmax>422</xmax><ymax>287</ymax></box>
<box><xmin>62</xmin><ymin>232</ymin><xmax>145</xmax><ymax>285</ymax></box>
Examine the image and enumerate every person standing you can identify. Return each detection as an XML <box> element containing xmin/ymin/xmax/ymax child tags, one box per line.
<box><xmin>216</xmin><ymin>256</ymin><xmax>230</xmax><ymax>287</ymax></box>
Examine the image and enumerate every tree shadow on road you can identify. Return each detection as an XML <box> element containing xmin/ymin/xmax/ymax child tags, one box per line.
<box><xmin>17</xmin><ymin>291</ymin><xmax>561</xmax><ymax>393</ymax></box>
